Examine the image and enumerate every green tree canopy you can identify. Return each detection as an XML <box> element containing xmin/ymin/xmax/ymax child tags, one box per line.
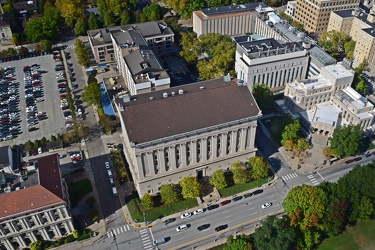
<box><xmin>81</xmin><ymin>81</ymin><xmax>102</xmax><ymax>106</ymax></box>
<box><xmin>42</xmin><ymin>1</ymin><xmax>61</xmax><ymax>39</ymax></box>
<box><xmin>319</xmin><ymin>30</ymin><xmax>352</xmax><ymax>57</ymax></box>
<box><xmin>223</xmin><ymin>234</ymin><xmax>252</xmax><ymax>250</ymax></box>
<box><xmin>252</xmin><ymin>84</ymin><xmax>274</xmax><ymax>114</ymax></box>
<box><xmin>281</xmin><ymin>117</ymin><xmax>301</xmax><ymax>146</ymax></box>
<box><xmin>180</xmin><ymin>0</ymin><xmax>205</xmax><ymax>19</ymax></box>
<box><xmin>355</xmin><ymin>78</ymin><xmax>367</xmax><ymax>95</ymax></box>
<box><xmin>252</xmin><ymin>216</ymin><xmax>297</xmax><ymax>250</ymax></box>
<box><xmin>330</xmin><ymin>125</ymin><xmax>363</xmax><ymax>157</ymax></box>
<box><xmin>160</xmin><ymin>184</ymin><xmax>180</xmax><ymax>204</ymax></box>
<box><xmin>162</xmin><ymin>0</ymin><xmax>189</xmax><ymax>13</ymax></box>
<box><xmin>29</xmin><ymin>241</ymin><xmax>43</xmax><ymax>250</ymax></box>
<box><xmin>74</xmin><ymin>17</ymin><xmax>88</xmax><ymax>36</ymax></box>
<box><xmin>141</xmin><ymin>193</ymin><xmax>154</xmax><ymax>209</ymax></box>
<box><xmin>40</xmin><ymin>39</ymin><xmax>52</xmax><ymax>51</ymax></box>
<box><xmin>55</xmin><ymin>0</ymin><xmax>84</xmax><ymax>27</ymax></box>
<box><xmin>88</xmin><ymin>13</ymin><xmax>99</xmax><ymax>30</ymax></box>
<box><xmin>231</xmin><ymin>161</ymin><xmax>250</xmax><ymax>185</ymax></box>
<box><xmin>344</xmin><ymin>40</ymin><xmax>356</xmax><ymax>61</ymax></box>
<box><xmin>209</xmin><ymin>169</ymin><xmax>227</xmax><ymax>190</ymax></box>
<box><xmin>24</xmin><ymin>17</ymin><xmax>45</xmax><ymax>43</ymax></box>
<box><xmin>142</xmin><ymin>3</ymin><xmax>161</xmax><ymax>21</ymax></box>
<box><xmin>179</xmin><ymin>176</ymin><xmax>201</xmax><ymax>199</ymax></box>
<box><xmin>75</xmin><ymin>39</ymin><xmax>90</xmax><ymax>67</ymax></box>
<box><xmin>248</xmin><ymin>156</ymin><xmax>269</xmax><ymax>180</ymax></box>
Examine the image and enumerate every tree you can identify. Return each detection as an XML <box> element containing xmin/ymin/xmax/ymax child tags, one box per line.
<box><xmin>224</xmin><ymin>234</ymin><xmax>252</xmax><ymax>250</ymax></box>
<box><xmin>42</xmin><ymin>1</ymin><xmax>61</xmax><ymax>39</ymax></box>
<box><xmin>248</xmin><ymin>156</ymin><xmax>269</xmax><ymax>180</ymax></box>
<box><xmin>354</xmin><ymin>59</ymin><xmax>367</xmax><ymax>74</ymax></box>
<box><xmin>319</xmin><ymin>31</ymin><xmax>351</xmax><ymax>57</ymax></box>
<box><xmin>99</xmin><ymin>114</ymin><xmax>116</xmax><ymax>133</ymax></box>
<box><xmin>162</xmin><ymin>0</ymin><xmax>189</xmax><ymax>13</ymax></box>
<box><xmin>72</xmin><ymin>230</ymin><xmax>80</xmax><ymax>239</ymax></box>
<box><xmin>252</xmin><ymin>84</ymin><xmax>274</xmax><ymax>114</ymax></box>
<box><xmin>355</xmin><ymin>78</ymin><xmax>367</xmax><ymax>95</ymax></box>
<box><xmin>40</xmin><ymin>39</ymin><xmax>52</xmax><ymax>51</ymax></box>
<box><xmin>209</xmin><ymin>169</ymin><xmax>227</xmax><ymax>190</ymax></box>
<box><xmin>322</xmin><ymin>198</ymin><xmax>348</xmax><ymax>236</ymax></box>
<box><xmin>50</xmin><ymin>135</ymin><xmax>56</xmax><ymax>141</ymax></box>
<box><xmin>207</xmin><ymin>0</ymin><xmax>231</xmax><ymax>7</ymax></box>
<box><xmin>29</xmin><ymin>241</ymin><xmax>43</xmax><ymax>250</ymax></box>
<box><xmin>292</xmin><ymin>20</ymin><xmax>304</xmax><ymax>30</ymax></box>
<box><xmin>81</xmin><ymin>81</ymin><xmax>102</xmax><ymax>106</ymax></box>
<box><xmin>74</xmin><ymin>17</ymin><xmax>88</xmax><ymax>36</ymax></box>
<box><xmin>322</xmin><ymin>147</ymin><xmax>332</xmax><ymax>160</ymax></box>
<box><xmin>75</xmin><ymin>39</ymin><xmax>90</xmax><ymax>67</ymax></box>
<box><xmin>231</xmin><ymin>161</ymin><xmax>250</xmax><ymax>185</ymax></box>
<box><xmin>24</xmin><ymin>17</ymin><xmax>45</xmax><ymax>42</ymax></box>
<box><xmin>281</xmin><ymin>118</ymin><xmax>301</xmax><ymax>146</ymax></box>
<box><xmin>88</xmin><ymin>13</ymin><xmax>99</xmax><ymax>30</ymax></box>
<box><xmin>252</xmin><ymin>216</ymin><xmax>296</xmax><ymax>250</ymax></box>
<box><xmin>180</xmin><ymin>0</ymin><xmax>205</xmax><ymax>19</ymax></box>
<box><xmin>141</xmin><ymin>193</ymin><xmax>154</xmax><ymax>209</ymax></box>
<box><xmin>344</xmin><ymin>40</ymin><xmax>356</xmax><ymax>61</ymax></box>
<box><xmin>179</xmin><ymin>32</ymin><xmax>199</xmax><ymax>62</ymax></box>
<box><xmin>55</xmin><ymin>0</ymin><xmax>84</xmax><ymax>27</ymax></box>
<box><xmin>119</xmin><ymin>10</ymin><xmax>130</xmax><ymax>25</ymax></box>
<box><xmin>330</xmin><ymin>125</ymin><xmax>363</xmax><ymax>157</ymax></box>
<box><xmin>179</xmin><ymin>176</ymin><xmax>201</xmax><ymax>199</ymax></box>
<box><xmin>142</xmin><ymin>3</ymin><xmax>161</xmax><ymax>21</ymax></box>
<box><xmin>159</xmin><ymin>184</ymin><xmax>180</xmax><ymax>204</ymax></box>
<box><xmin>295</xmin><ymin>138</ymin><xmax>308</xmax><ymax>155</ymax></box>
<box><xmin>11</xmin><ymin>33</ymin><xmax>20</xmax><ymax>45</ymax></box>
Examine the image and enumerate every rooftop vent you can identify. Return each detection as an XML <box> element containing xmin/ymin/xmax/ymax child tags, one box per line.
<box><xmin>163</xmin><ymin>92</ymin><xmax>168</xmax><ymax>98</ymax></box>
<box><xmin>178</xmin><ymin>89</ymin><xmax>184</xmax><ymax>95</ymax></box>
<box><xmin>200</xmin><ymin>86</ymin><xmax>205</xmax><ymax>90</ymax></box>
<box><xmin>150</xmin><ymin>97</ymin><xmax>154</xmax><ymax>101</ymax></box>
<box><xmin>171</xmin><ymin>91</ymin><xmax>176</xmax><ymax>96</ymax></box>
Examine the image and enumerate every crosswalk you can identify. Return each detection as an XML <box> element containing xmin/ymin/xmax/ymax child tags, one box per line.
<box><xmin>107</xmin><ymin>224</ymin><xmax>131</xmax><ymax>238</ymax></box>
<box><xmin>281</xmin><ymin>173</ymin><xmax>298</xmax><ymax>181</ymax></box>
<box><xmin>139</xmin><ymin>228</ymin><xmax>153</xmax><ymax>250</ymax></box>
<box><xmin>66</xmin><ymin>45</ymin><xmax>76</xmax><ymax>49</ymax></box>
<box><xmin>307</xmin><ymin>174</ymin><xmax>320</xmax><ymax>186</ymax></box>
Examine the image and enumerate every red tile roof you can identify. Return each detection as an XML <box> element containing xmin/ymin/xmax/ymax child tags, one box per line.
<box><xmin>118</xmin><ymin>78</ymin><xmax>260</xmax><ymax>144</ymax></box>
<box><xmin>37</xmin><ymin>154</ymin><xmax>65</xmax><ymax>200</ymax></box>
<box><xmin>0</xmin><ymin>185</ymin><xmax>65</xmax><ymax>219</ymax></box>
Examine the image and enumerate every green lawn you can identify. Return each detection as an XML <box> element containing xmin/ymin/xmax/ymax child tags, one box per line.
<box><xmin>219</xmin><ymin>177</ymin><xmax>269</xmax><ymax>198</ymax></box>
<box><xmin>318</xmin><ymin>219</ymin><xmax>375</xmax><ymax>250</ymax></box>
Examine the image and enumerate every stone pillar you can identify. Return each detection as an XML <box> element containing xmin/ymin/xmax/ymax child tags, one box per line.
<box><xmin>201</xmin><ymin>138</ymin><xmax>207</xmax><ymax>162</ymax></box>
<box><xmin>191</xmin><ymin>140</ymin><xmax>197</xmax><ymax>164</ymax></box>
<box><xmin>29</xmin><ymin>231</ymin><xmax>37</xmax><ymax>242</ymax></box>
<box><xmin>54</xmin><ymin>224</ymin><xmax>62</xmax><ymax>237</ymax></box>
<box><xmin>212</xmin><ymin>135</ymin><xmax>218</xmax><ymax>159</ymax></box>
<box><xmin>222</xmin><ymin>133</ymin><xmax>228</xmax><ymax>156</ymax></box>
<box><xmin>158</xmin><ymin>149</ymin><xmax>166</xmax><ymax>174</ymax></box>
<box><xmin>180</xmin><ymin>143</ymin><xmax>187</xmax><ymax>167</ymax></box>
<box><xmin>169</xmin><ymin>146</ymin><xmax>176</xmax><ymax>171</ymax></box>
<box><xmin>66</xmin><ymin>220</ymin><xmax>74</xmax><ymax>234</ymax></box>
<box><xmin>21</xmin><ymin>218</ymin><xmax>28</xmax><ymax>229</ymax></box>
<box><xmin>15</xmin><ymin>235</ymin><xmax>26</xmax><ymax>248</ymax></box>
<box><xmin>147</xmin><ymin>152</ymin><xmax>155</xmax><ymax>175</ymax></box>
<box><xmin>231</xmin><ymin>130</ymin><xmax>238</xmax><ymax>154</ymax></box>
<box><xmin>250</xmin><ymin>125</ymin><xmax>257</xmax><ymax>149</ymax></box>
<box><xmin>136</xmin><ymin>154</ymin><xmax>145</xmax><ymax>177</ymax></box>
<box><xmin>7</xmin><ymin>222</ymin><xmax>15</xmax><ymax>233</ymax></box>
<box><xmin>4</xmin><ymin>238</ymin><xmax>15</xmax><ymax>250</ymax></box>
<box><xmin>240</xmin><ymin>128</ymin><xmax>247</xmax><ymax>151</ymax></box>
<box><xmin>33</xmin><ymin>214</ymin><xmax>41</xmax><ymax>226</ymax></box>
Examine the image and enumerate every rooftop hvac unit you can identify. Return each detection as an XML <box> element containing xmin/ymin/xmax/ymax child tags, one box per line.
<box><xmin>163</xmin><ymin>92</ymin><xmax>168</xmax><ymax>98</ymax></box>
<box><xmin>171</xmin><ymin>92</ymin><xmax>176</xmax><ymax>96</ymax></box>
<box><xmin>150</xmin><ymin>97</ymin><xmax>154</xmax><ymax>101</ymax></box>
<box><xmin>178</xmin><ymin>89</ymin><xmax>184</xmax><ymax>95</ymax></box>
<box><xmin>199</xmin><ymin>86</ymin><xmax>205</xmax><ymax>90</ymax></box>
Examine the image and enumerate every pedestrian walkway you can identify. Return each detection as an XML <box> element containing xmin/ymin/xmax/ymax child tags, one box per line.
<box><xmin>106</xmin><ymin>224</ymin><xmax>131</xmax><ymax>238</ymax></box>
<box><xmin>66</xmin><ymin>45</ymin><xmax>76</xmax><ymax>49</ymax></box>
<box><xmin>139</xmin><ymin>229</ymin><xmax>153</xmax><ymax>250</ymax></box>
<box><xmin>281</xmin><ymin>173</ymin><xmax>298</xmax><ymax>181</ymax></box>
<box><xmin>307</xmin><ymin>175</ymin><xmax>320</xmax><ymax>186</ymax></box>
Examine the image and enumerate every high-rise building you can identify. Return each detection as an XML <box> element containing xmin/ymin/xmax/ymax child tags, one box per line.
<box><xmin>293</xmin><ymin>0</ymin><xmax>360</xmax><ymax>38</ymax></box>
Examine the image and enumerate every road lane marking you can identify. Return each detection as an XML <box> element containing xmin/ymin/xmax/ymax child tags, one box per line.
<box><xmin>127</xmin><ymin>225</ymin><xmax>130</xmax><ymax>230</ymax></box>
<box><xmin>250</xmin><ymin>212</ymin><xmax>257</xmax><ymax>215</ymax></box>
<box><xmin>120</xmin><ymin>227</ymin><xmax>123</xmax><ymax>233</ymax></box>
<box><xmin>123</xmin><ymin>225</ymin><xmax>127</xmax><ymax>231</ymax></box>
<box><xmin>221</xmin><ymin>210</ymin><xmax>229</xmax><ymax>214</ymax></box>
<box><xmin>117</xmin><ymin>228</ymin><xmax>120</xmax><ymax>234</ymax></box>
<box><xmin>266</xmin><ymin>195</ymin><xmax>274</xmax><ymax>199</ymax></box>
<box><xmin>197</xmin><ymin>218</ymin><xmax>206</xmax><ymax>222</ymax></box>
<box><xmin>224</xmin><ymin>215</ymin><xmax>231</xmax><ymax>219</ymax></box>
<box><xmin>317</xmin><ymin>172</ymin><xmax>325</xmax><ymax>180</ymax></box>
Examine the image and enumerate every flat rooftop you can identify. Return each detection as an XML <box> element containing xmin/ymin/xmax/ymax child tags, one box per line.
<box><xmin>323</xmin><ymin>64</ymin><xmax>354</xmax><ymax>79</ymax></box>
<box><xmin>313</xmin><ymin>102</ymin><xmax>341</xmax><ymax>127</ymax></box>
<box><xmin>201</xmin><ymin>2</ymin><xmax>268</xmax><ymax>16</ymax></box>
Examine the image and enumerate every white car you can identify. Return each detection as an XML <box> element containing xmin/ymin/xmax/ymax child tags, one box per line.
<box><xmin>193</xmin><ymin>209</ymin><xmax>205</xmax><ymax>215</ymax></box>
<box><xmin>261</xmin><ymin>202</ymin><xmax>272</xmax><ymax>209</ymax></box>
<box><xmin>105</xmin><ymin>161</ymin><xmax>110</xmax><ymax>169</ymax></box>
<box><xmin>77</xmin><ymin>109</ymin><xmax>82</xmax><ymax>115</ymax></box>
<box><xmin>180</xmin><ymin>212</ymin><xmax>192</xmax><ymax>219</ymax></box>
<box><xmin>176</xmin><ymin>224</ymin><xmax>188</xmax><ymax>232</ymax></box>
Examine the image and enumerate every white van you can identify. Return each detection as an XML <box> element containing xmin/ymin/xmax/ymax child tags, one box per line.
<box><xmin>112</xmin><ymin>187</ymin><xmax>118</xmax><ymax>197</ymax></box>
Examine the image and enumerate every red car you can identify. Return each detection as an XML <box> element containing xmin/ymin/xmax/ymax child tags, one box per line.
<box><xmin>345</xmin><ymin>159</ymin><xmax>353</xmax><ymax>164</ymax></box>
<box><xmin>220</xmin><ymin>200</ymin><xmax>231</xmax><ymax>206</ymax></box>
<box><xmin>60</xmin><ymin>94</ymin><xmax>67</xmax><ymax>99</ymax></box>
<box><xmin>32</xmin><ymin>82</ymin><xmax>41</xmax><ymax>87</ymax></box>
<box><xmin>6</xmin><ymin>78</ymin><xmax>15</xmax><ymax>82</ymax></box>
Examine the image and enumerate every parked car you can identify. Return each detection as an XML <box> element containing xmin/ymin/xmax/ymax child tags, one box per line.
<box><xmin>176</xmin><ymin>224</ymin><xmax>188</xmax><ymax>232</ymax></box>
<box><xmin>232</xmin><ymin>196</ymin><xmax>243</xmax><ymax>202</ymax></box>
<box><xmin>345</xmin><ymin>159</ymin><xmax>354</xmax><ymax>164</ymax></box>
<box><xmin>215</xmin><ymin>224</ymin><xmax>228</xmax><ymax>232</ymax></box>
<box><xmin>207</xmin><ymin>204</ymin><xmax>219</xmax><ymax>211</ymax></box>
<box><xmin>105</xmin><ymin>161</ymin><xmax>110</xmax><ymax>169</ymax></box>
<box><xmin>197</xmin><ymin>224</ymin><xmax>210</xmax><ymax>231</ymax></box>
<box><xmin>180</xmin><ymin>212</ymin><xmax>192</xmax><ymax>219</ymax></box>
<box><xmin>193</xmin><ymin>209</ymin><xmax>205</xmax><ymax>215</ymax></box>
<box><xmin>220</xmin><ymin>200</ymin><xmax>230</xmax><ymax>206</ymax></box>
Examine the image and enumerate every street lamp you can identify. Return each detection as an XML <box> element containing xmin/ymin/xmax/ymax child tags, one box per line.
<box><xmin>143</xmin><ymin>212</ymin><xmax>147</xmax><ymax>227</ymax></box>
<box><xmin>258</xmin><ymin>206</ymin><xmax>262</xmax><ymax>223</ymax></box>
<box><xmin>111</xmin><ymin>230</ymin><xmax>118</xmax><ymax>250</ymax></box>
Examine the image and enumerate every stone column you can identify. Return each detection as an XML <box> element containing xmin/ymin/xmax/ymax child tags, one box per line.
<box><xmin>33</xmin><ymin>214</ymin><xmax>42</xmax><ymax>226</ymax></box>
<box><xmin>21</xmin><ymin>218</ymin><xmax>28</xmax><ymax>229</ymax></box>
<box><xmin>147</xmin><ymin>152</ymin><xmax>155</xmax><ymax>175</ymax></box>
<box><xmin>158</xmin><ymin>149</ymin><xmax>166</xmax><ymax>174</ymax></box>
<box><xmin>169</xmin><ymin>146</ymin><xmax>176</xmax><ymax>171</ymax></box>
<box><xmin>222</xmin><ymin>133</ymin><xmax>228</xmax><ymax>156</ymax></box>
<box><xmin>191</xmin><ymin>140</ymin><xmax>197</xmax><ymax>164</ymax></box>
<box><xmin>180</xmin><ymin>143</ymin><xmax>187</xmax><ymax>167</ymax></box>
<box><xmin>4</xmin><ymin>239</ymin><xmax>15</xmax><ymax>250</ymax></box>
<box><xmin>231</xmin><ymin>130</ymin><xmax>238</xmax><ymax>154</ymax></box>
<box><xmin>6</xmin><ymin>222</ymin><xmax>15</xmax><ymax>233</ymax></box>
<box><xmin>212</xmin><ymin>135</ymin><xmax>218</xmax><ymax>159</ymax></box>
<box><xmin>201</xmin><ymin>138</ymin><xmax>207</xmax><ymax>162</ymax></box>
<box><xmin>240</xmin><ymin>128</ymin><xmax>247</xmax><ymax>151</ymax></box>
<box><xmin>54</xmin><ymin>224</ymin><xmax>62</xmax><ymax>237</ymax></box>
<box><xmin>66</xmin><ymin>220</ymin><xmax>74</xmax><ymax>234</ymax></box>
<box><xmin>135</xmin><ymin>154</ymin><xmax>145</xmax><ymax>177</ymax></box>
<box><xmin>41</xmin><ymin>228</ymin><xmax>49</xmax><ymax>240</ymax></box>
<box><xmin>29</xmin><ymin>231</ymin><xmax>37</xmax><ymax>242</ymax></box>
<box><xmin>250</xmin><ymin>125</ymin><xmax>257</xmax><ymax>149</ymax></box>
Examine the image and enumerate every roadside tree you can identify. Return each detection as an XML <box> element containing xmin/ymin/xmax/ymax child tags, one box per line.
<box><xmin>81</xmin><ymin>81</ymin><xmax>102</xmax><ymax>106</ymax></box>
<box><xmin>88</xmin><ymin>13</ymin><xmax>98</xmax><ymax>30</ymax></box>
<box><xmin>40</xmin><ymin>39</ymin><xmax>52</xmax><ymax>51</ymax></box>
<box><xmin>160</xmin><ymin>184</ymin><xmax>180</xmax><ymax>204</ymax></box>
<box><xmin>179</xmin><ymin>177</ymin><xmax>201</xmax><ymax>199</ymax></box>
<box><xmin>74</xmin><ymin>17</ymin><xmax>88</xmax><ymax>36</ymax></box>
<box><xmin>322</xmin><ymin>147</ymin><xmax>332</xmax><ymax>160</ymax></box>
<box><xmin>42</xmin><ymin>1</ymin><xmax>61</xmax><ymax>39</ymax></box>
<box><xmin>231</xmin><ymin>161</ymin><xmax>250</xmax><ymax>184</ymax></box>
<box><xmin>209</xmin><ymin>169</ymin><xmax>227</xmax><ymax>190</ymax></box>
<box><xmin>29</xmin><ymin>241</ymin><xmax>43</xmax><ymax>250</ymax></box>
<box><xmin>248</xmin><ymin>156</ymin><xmax>269</xmax><ymax>180</ymax></box>
<box><xmin>330</xmin><ymin>125</ymin><xmax>363</xmax><ymax>157</ymax></box>
<box><xmin>141</xmin><ymin>193</ymin><xmax>154</xmax><ymax>209</ymax></box>
<box><xmin>224</xmin><ymin>234</ymin><xmax>252</xmax><ymax>250</ymax></box>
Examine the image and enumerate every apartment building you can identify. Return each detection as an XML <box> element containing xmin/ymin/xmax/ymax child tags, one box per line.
<box><xmin>0</xmin><ymin>154</ymin><xmax>73</xmax><ymax>250</ymax></box>
<box><xmin>88</xmin><ymin>20</ymin><xmax>175</xmax><ymax>64</ymax></box>
<box><xmin>285</xmin><ymin>1</ymin><xmax>297</xmax><ymax>18</ymax></box>
<box><xmin>293</xmin><ymin>0</ymin><xmax>360</xmax><ymax>38</ymax></box>
<box><xmin>192</xmin><ymin>2</ymin><xmax>273</xmax><ymax>36</ymax></box>
<box><xmin>114</xmin><ymin>77</ymin><xmax>261</xmax><ymax>196</ymax></box>
<box><xmin>111</xmin><ymin>29</ymin><xmax>170</xmax><ymax>95</ymax></box>
<box><xmin>328</xmin><ymin>8</ymin><xmax>375</xmax><ymax>71</ymax></box>
<box><xmin>234</xmin><ymin>37</ymin><xmax>309</xmax><ymax>91</ymax></box>
<box><xmin>282</xmin><ymin>63</ymin><xmax>374</xmax><ymax>135</ymax></box>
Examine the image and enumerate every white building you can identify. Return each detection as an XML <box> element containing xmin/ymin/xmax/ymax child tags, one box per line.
<box><xmin>282</xmin><ymin>63</ymin><xmax>374</xmax><ymax>135</ymax></box>
<box><xmin>234</xmin><ymin>37</ymin><xmax>309</xmax><ymax>91</ymax></box>
<box><xmin>114</xmin><ymin>77</ymin><xmax>261</xmax><ymax>196</ymax></box>
<box><xmin>285</xmin><ymin>1</ymin><xmax>297</xmax><ymax>18</ymax></box>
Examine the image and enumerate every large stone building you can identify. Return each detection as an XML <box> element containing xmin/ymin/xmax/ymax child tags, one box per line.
<box><xmin>282</xmin><ymin>63</ymin><xmax>374</xmax><ymax>136</ymax></box>
<box><xmin>234</xmin><ymin>37</ymin><xmax>309</xmax><ymax>91</ymax></box>
<box><xmin>114</xmin><ymin>78</ymin><xmax>261</xmax><ymax>196</ymax></box>
<box><xmin>285</xmin><ymin>1</ymin><xmax>297</xmax><ymax>18</ymax></box>
<box><xmin>0</xmin><ymin>154</ymin><xmax>73</xmax><ymax>250</ymax></box>
<box><xmin>328</xmin><ymin>8</ymin><xmax>375</xmax><ymax>72</ymax></box>
<box><xmin>293</xmin><ymin>0</ymin><xmax>360</xmax><ymax>38</ymax></box>
<box><xmin>88</xmin><ymin>20</ymin><xmax>175</xmax><ymax>64</ymax></box>
<box><xmin>111</xmin><ymin>28</ymin><xmax>170</xmax><ymax>95</ymax></box>
<box><xmin>192</xmin><ymin>2</ymin><xmax>272</xmax><ymax>36</ymax></box>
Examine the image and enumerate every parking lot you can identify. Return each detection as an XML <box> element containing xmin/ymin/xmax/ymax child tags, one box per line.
<box><xmin>0</xmin><ymin>54</ymin><xmax>68</xmax><ymax>145</ymax></box>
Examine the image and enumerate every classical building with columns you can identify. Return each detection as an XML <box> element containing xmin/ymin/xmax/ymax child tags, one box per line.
<box><xmin>114</xmin><ymin>78</ymin><xmax>261</xmax><ymax>196</ymax></box>
<box><xmin>0</xmin><ymin>185</ymin><xmax>73</xmax><ymax>250</ymax></box>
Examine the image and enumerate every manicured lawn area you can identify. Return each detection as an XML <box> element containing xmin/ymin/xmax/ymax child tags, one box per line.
<box><xmin>318</xmin><ymin>219</ymin><xmax>375</xmax><ymax>250</ymax></box>
<box><xmin>219</xmin><ymin>177</ymin><xmax>270</xmax><ymax>198</ymax></box>
<box><xmin>126</xmin><ymin>193</ymin><xmax>198</xmax><ymax>222</ymax></box>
